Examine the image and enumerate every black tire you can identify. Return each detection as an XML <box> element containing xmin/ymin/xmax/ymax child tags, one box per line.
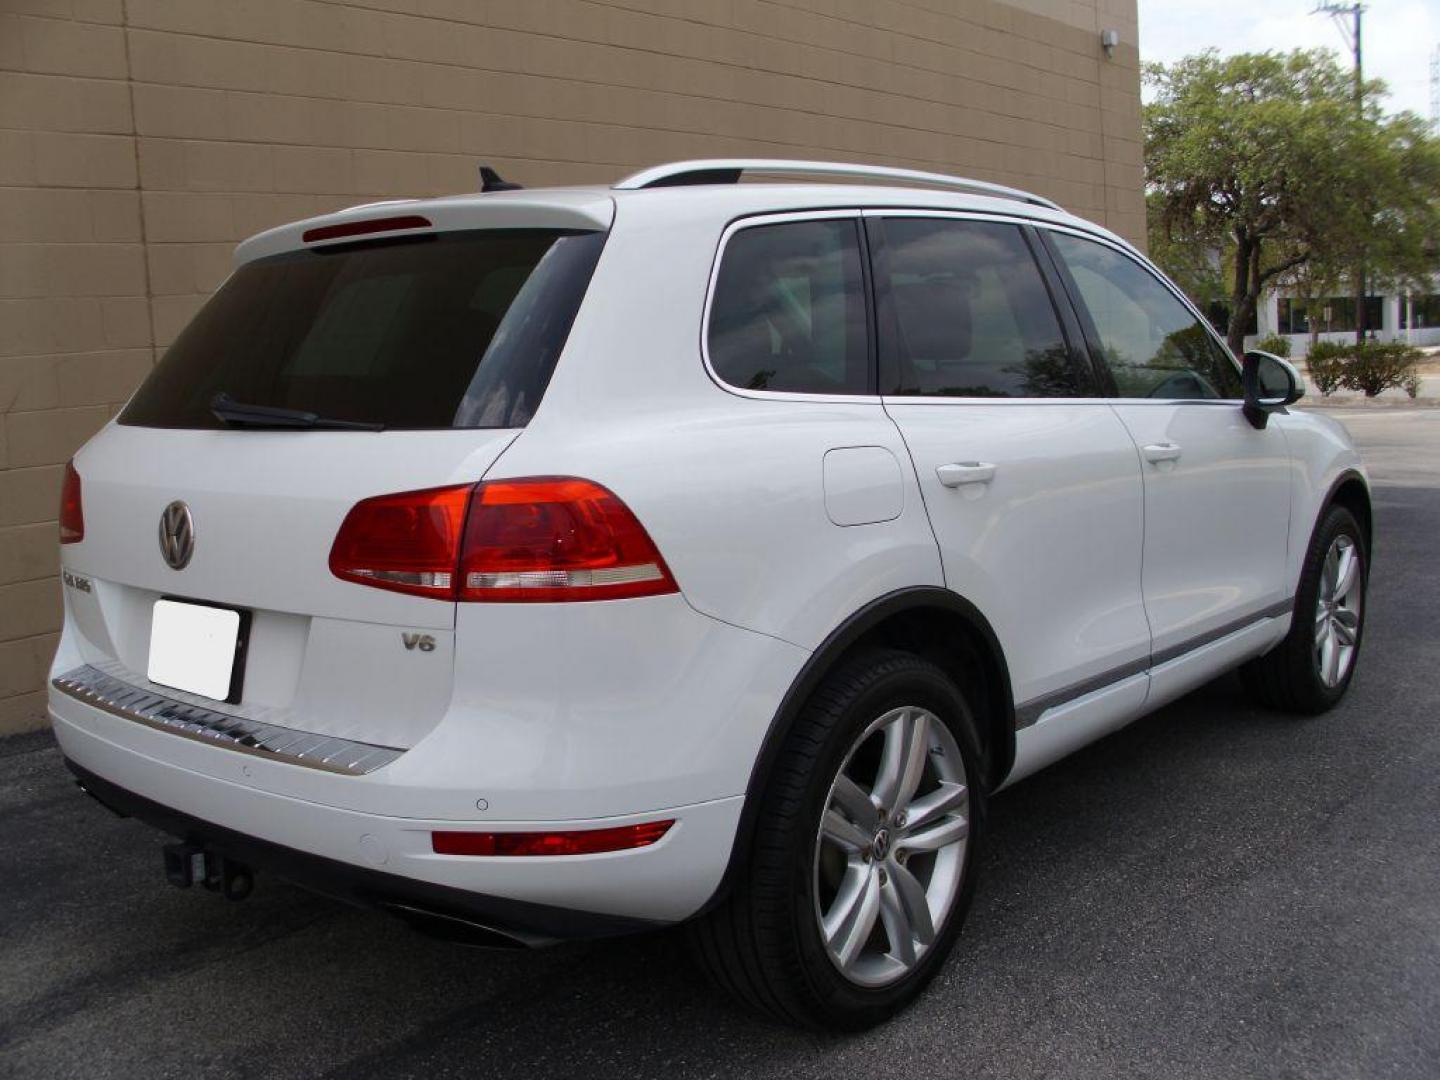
<box><xmin>1241</xmin><ymin>504</ymin><xmax>1368</xmax><ymax>714</ymax></box>
<box><xmin>689</xmin><ymin>648</ymin><xmax>987</xmax><ymax>1030</ymax></box>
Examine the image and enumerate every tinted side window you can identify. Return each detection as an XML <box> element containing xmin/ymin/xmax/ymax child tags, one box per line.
<box><xmin>708</xmin><ymin>219</ymin><xmax>869</xmax><ymax>394</ymax></box>
<box><xmin>1050</xmin><ymin>232</ymin><xmax>1242</xmax><ymax>400</ymax></box>
<box><xmin>878</xmin><ymin>218</ymin><xmax>1079</xmax><ymax>398</ymax></box>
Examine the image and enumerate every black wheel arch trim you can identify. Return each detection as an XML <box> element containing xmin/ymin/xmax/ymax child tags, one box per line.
<box><xmin>1320</xmin><ymin>468</ymin><xmax>1373</xmax><ymax>555</ymax></box>
<box><xmin>700</xmin><ymin>586</ymin><xmax>1016</xmax><ymax>914</ymax></box>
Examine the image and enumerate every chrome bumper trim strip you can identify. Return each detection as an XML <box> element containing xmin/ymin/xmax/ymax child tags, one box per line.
<box><xmin>51</xmin><ymin>665</ymin><xmax>404</xmax><ymax>777</ymax></box>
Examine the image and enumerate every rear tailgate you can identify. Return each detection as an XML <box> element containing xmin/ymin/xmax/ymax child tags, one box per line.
<box><xmin>62</xmin><ymin>425</ymin><xmax>516</xmax><ymax>750</ymax></box>
<box><xmin>56</xmin><ymin>204</ymin><xmax>610</xmax><ymax>754</ymax></box>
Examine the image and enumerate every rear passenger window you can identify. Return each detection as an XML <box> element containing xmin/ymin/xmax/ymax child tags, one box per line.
<box><xmin>879</xmin><ymin>218</ymin><xmax>1080</xmax><ymax>398</ymax></box>
<box><xmin>1049</xmin><ymin>232</ymin><xmax>1243</xmax><ymax>400</ymax></box>
<box><xmin>708</xmin><ymin>219</ymin><xmax>869</xmax><ymax>394</ymax></box>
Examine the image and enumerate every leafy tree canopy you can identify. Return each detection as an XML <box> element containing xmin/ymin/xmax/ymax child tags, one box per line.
<box><xmin>1144</xmin><ymin>49</ymin><xmax>1440</xmax><ymax>354</ymax></box>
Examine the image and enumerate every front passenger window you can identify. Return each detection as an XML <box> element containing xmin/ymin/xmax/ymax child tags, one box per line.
<box><xmin>1049</xmin><ymin>232</ymin><xmax>1242</xmax><ymax>400</ymax></box>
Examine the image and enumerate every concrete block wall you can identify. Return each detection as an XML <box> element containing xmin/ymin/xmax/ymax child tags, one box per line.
<box><xmin>0</xmin><ymin>0</ymin><xmax>1142</xmax><ymax>735</ymax></box>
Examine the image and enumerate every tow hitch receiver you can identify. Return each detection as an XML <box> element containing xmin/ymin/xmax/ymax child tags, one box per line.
<box><xmin>162</xmin><ymin>842</ymin><xmax>255</xmax><ymax>901</ymax></box>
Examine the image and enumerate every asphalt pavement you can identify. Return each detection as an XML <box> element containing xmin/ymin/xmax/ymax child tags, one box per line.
<box><xmin>2</xmin><ymin>406</ymin><xmax>1437</xmax><ymax>1080</ymax></box>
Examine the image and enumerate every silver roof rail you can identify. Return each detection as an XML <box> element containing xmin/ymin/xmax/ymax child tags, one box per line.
<box><xmin>613</xmin><ymin>159</ymin><xmax>1063</xmax><ymax>211</ymax></box>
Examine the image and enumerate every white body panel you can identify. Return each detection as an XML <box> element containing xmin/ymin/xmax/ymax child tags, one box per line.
<box><xmin>1007</xmin><ymin>674</ymin><xmax>1151</xmax><ymax>786</ymax></box>
<box><xmin>1144</xmin><ymin>614</ymin><xmax>1292</xmax><ymax>714</ymax></box>
<box><xmin>1277</xmin><ymin>408</ymin><xmax>1368</xmax><ymax>577</ymax></box>
<box><xmin>49</xmin><ymin>171</ymin><xmax>1370</xmax><ymax>930</ymax></box>
<box><xmin>1108</xmin><ymin>401</ymin><xmax>1293</xmax><ymax>654</ymax></box>
<box><xmin>53</xmin><ymin>708</ymin><xmax>742</xmax><ymax>923</ymax></box>
<box><xmin>496</xmin><ymin>196</ymin><xmax>944</xmax><ymax>651</ymax></box>
<box><xmin>51</xmin><ymin>593</ymin><xmax>803</xmax><ymax>823</ymax></box>
<box><xmin>882</xmin><ymin>400</ymin><xmax>1150</xmax><ymax>708</ymax></box>
<box><xmin>64</xmin><ymin>424</ymin><xmax>517</xmax><ymax>749</ymax></box>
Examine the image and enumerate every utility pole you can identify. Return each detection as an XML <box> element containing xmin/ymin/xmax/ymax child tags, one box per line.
<box><xmin>1431</xmin><ymin>45</ymin><xmax>1439</xmax><ymax>134</ymax></box>
<box><xmin>1314</xmin><ymin>3</ymin><xmax>1368</xmax><ymax>344</ymax></box>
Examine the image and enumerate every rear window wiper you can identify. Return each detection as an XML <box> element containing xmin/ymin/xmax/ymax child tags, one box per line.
<box><xmin>210</xmin><ymin>392</ymin><xmax>385</xmax><ymax>431</ymax></box>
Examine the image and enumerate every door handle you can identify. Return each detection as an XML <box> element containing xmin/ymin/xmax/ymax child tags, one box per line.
<box><xmin>1142</xmin><ymin>442</ymin><xmax>1182</xmax><ymax>464</ymax></box>
<box><xmin>936</xmin><ymin>462</ymin><xmax>997</xmax><ymax>488</ymax></box>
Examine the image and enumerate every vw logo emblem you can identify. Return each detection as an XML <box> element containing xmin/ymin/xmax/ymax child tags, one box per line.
<box><xmin>158</xmin><ymin>501</ymin><xmax>194</xmax><ymax>570</ymax></box>
<box><xmin>871</xmin><ymin>827</ymin><xmax>890</xmax><ymax>861</ymax></box>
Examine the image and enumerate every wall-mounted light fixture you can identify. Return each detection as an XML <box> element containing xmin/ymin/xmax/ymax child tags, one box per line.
<box><xmin>1101</xmin><ymin>29</ymin><xmax>1120</xmax><ymax>59</ymax></box>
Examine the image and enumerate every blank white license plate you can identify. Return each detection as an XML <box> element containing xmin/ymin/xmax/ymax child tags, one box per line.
<box><xmin>147</xmin><ymin>600</ymin><xmax>241</xmax><ymax>701</ymax></box>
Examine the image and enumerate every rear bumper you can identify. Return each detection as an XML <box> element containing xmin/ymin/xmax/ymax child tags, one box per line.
<box><xmin>51</xmin><ymin>698</ymin><xmax>745</xmax><ymax>926</ymax></box>
<box><xmin>66</xmin><ymin>758</ymin><xmax>648</xmax><ymax>945</ymax></box>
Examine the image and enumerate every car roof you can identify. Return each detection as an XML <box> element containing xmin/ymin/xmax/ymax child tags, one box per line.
<box><xmin>233</xmin><ymin>165</ymin><xmax>1133</xmax><ymax>267</ymax></box>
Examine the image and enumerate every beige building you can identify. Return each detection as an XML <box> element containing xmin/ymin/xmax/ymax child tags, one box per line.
<box><xmin>0</xmin><ymin>0</ymin><xmax>1142</xmax><ymax>734</ymax></box>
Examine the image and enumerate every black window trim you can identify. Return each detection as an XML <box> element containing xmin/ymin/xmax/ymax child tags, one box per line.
<box><xmin>863</xmin><ymin>209</ymin><xmax>1104</xmax><ymax>403</ymax></box>
<box><xmin>1033</xmin><ymin>223</ymin><xmax>1247</xmax><ymax>405</ymax></box>
<box><xmin>699</xmin><ymin>207</ymin><xmax>1234</xmax><ymax>406</ymax></box>
<box><xmin>700</xmin><ymin>209</ymin><xmax>879</xmax><ymax>402</ymax></box>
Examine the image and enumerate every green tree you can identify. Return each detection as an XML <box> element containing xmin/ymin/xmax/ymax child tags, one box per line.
<box><xmin>1145</xmin><ymin>49</ymin><xmax>1440</xmax><ymax>356</ymax></box>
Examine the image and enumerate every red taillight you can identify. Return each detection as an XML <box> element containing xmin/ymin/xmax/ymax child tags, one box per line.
<box><xmin>59</xmin><ymin>460</ymin><xmax>83</xmax><ymax>544</ymax></box>
<box><xmin>432</xmin><ymin>820</ymin><xmax>674</xmax><ymax>857</ymax></box>
<box><xmin>302</xmin><ymin>215</ymin><xmax>431</xmax><ymax>244</ymax></box>
<box><xmin>328</xmin><ymin>477</ymin><xmax>678</xmax><ymax>603</ymax></box>
<box><xmin>459</xmin><ymin>478</ymin><xmax>677</xmax><ymax>602</ymax></box>
<box><xmin>328</xmin><ymin>484</ymin><xmax>471</xmax><ymax>599</ymax></box>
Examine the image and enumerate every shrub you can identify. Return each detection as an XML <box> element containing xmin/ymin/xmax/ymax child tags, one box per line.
<box><xmin>1344</xmin><ymin>342</ymin><xmax>1422</xmax><ymax>398</ymax></box>
<box><xmin>1253</xmin><ymin>332</ymin><xmax>1292</xmax><ymax>358</ymax></box>
<box><xmin>1305</xmin><ymin>341</ymin><xmax>1349</xmax><ymax>395</ymax></box>
<box><xmin>1402</xmin><ymin>371</ymin><xmax>1422</xmax><ymax>399</ymax></box>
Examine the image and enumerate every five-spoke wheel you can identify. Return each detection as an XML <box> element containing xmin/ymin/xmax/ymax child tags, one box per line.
<box><xmin>814</xmin><ymin>705</ymin><xmax>971</xmax><ymax>987</ymax></box>
<box><xmin>690</xmin><ymin>649</ymin><xmax>985</xmax><ymax>1029</ymax></box>
<box><xmin>1242</xmin><ymin>504</ymin><xmax>1367</xmax><ymax>714</ymax></box>
<box><xmin>1314</xmin><ymin>534</ymin><xmax>1362</xmax><ymax>688</ymax></box>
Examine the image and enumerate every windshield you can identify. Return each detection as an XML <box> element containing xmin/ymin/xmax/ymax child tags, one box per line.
<box><xmin>120</xmin><ymin>228</ymin><xmax>605</xmax><ymax>430</ymax></box>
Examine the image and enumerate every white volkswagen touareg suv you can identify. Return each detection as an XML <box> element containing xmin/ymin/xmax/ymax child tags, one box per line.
<box><xmin>49</xmin><ymin>160</ymin><xmax>1370</xmax><ymax>1029</ymax></box>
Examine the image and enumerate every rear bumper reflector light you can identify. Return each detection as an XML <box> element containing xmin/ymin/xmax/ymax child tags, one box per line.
<box><xmin>432</xmin><ymin>820</ymin><xmax>674</xmax><ymax>857</ymax></box>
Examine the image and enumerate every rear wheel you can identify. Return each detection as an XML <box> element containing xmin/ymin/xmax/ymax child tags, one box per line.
<box><xmin>1242</xmin><ymin>504</ymin><xmax>1367</xmax><ymax>713</ymax></box>
<box><xmin>690</xmin><ymin>649</ymin><xmax>985</xmax><ymax>1029</ymax></box>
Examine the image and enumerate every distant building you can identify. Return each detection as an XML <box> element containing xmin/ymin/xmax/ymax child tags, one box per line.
<box><xmin>1249</xmin><ymin>284</ymin><xmax>1440</xmax><ymax>355</ymax></box>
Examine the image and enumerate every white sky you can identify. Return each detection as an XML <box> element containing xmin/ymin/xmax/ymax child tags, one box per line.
<box><xmin>1137</xmin><ymin>1</ymin><xmax>1438</xmax><ymax>120</ymax></box>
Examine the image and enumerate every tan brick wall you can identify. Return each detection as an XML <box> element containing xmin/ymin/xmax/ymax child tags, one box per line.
<box><xmin>0</xmin><ymin>0</ymin><xmax>1142</xmax><ymax>735</ymax></box>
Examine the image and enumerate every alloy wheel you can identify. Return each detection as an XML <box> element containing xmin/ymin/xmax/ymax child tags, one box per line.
<box><xmin>1315</xmin><ymin>534</ymin><xmax>1363</xmax><ymax>688</ymax></box>
<box><xmin>812</xmin><ymin>706</ymin><xmax>970</xmax><ymax>988</ymax></box>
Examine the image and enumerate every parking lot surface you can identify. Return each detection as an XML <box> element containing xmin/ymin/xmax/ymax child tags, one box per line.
<box><xmin>2</xmin><ymin>407</ymin><xmax>1437</xmax><ymax>1080</ymax></box>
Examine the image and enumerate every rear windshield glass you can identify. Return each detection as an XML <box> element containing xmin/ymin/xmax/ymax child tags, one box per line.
<box><xmin>120</xmin><ymin>229</ymin><xmax>605</xmax><ymax>430</ymax></box>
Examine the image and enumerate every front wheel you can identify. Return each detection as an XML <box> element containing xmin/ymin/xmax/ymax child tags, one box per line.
<box><xmin>690</xmin><ymin>649</ymin><xmax>986</xmax><ymax>1029</ymax></box>
<box><xmin>1242</xmin><ymin>504</ymin><xmax>1367</xmax><ymax>713</ymax></box>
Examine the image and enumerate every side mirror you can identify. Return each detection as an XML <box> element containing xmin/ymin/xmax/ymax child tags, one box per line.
<box><xmin>1242</xmin><ymin>350</ymin><xmax>1304</xmax><ymax>429</ymax></box>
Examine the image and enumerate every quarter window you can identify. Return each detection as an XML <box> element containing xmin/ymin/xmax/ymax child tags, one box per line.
<box><xmin>708</xmin><ymin>219</ymin><xmax>870</xmax><ymax>395</ymax></box>
<box><xmin>878</xmin><ymin>218</ymin><xmax>1081</xmax><ymax>398</ymax></box>
<box><xmin>1049</xmin><ymin>232</ymin><xmax>1243</xmax><ymax>400</ymax></box>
